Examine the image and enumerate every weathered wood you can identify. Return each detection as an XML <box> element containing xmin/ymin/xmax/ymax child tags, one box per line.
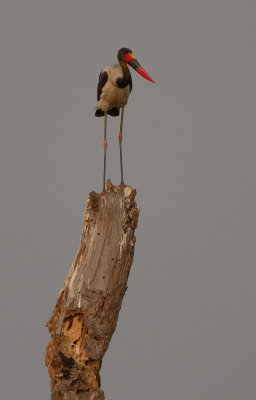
<box><xmin>45</xmin><ymin>181</ymin><xmax>139</xmax><ymax>400</ymax></box>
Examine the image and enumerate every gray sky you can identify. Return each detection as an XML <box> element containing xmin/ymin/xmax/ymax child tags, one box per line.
<box><xmin>1</xmin><ymin>1</ymin><xmax>256</xmax><ymax>399</ymax></box>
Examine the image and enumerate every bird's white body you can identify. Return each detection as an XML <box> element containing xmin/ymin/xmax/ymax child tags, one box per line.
<box><xmin>94</xmin><ymin>64</ymin><xmax>131</xmax><ymax>113</ymax></box>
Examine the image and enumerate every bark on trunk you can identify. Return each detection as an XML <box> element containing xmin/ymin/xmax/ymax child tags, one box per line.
<box><xmin>45</xmin><ymin>181</ymin><xmax>139</xmax><ymax>400</ymax></box>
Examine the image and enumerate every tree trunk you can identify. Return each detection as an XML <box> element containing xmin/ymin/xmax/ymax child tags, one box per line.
<box><xmin>45</xmin><ymin>181</ymin><xmax>139</xmax><ymax>400</ymax></box>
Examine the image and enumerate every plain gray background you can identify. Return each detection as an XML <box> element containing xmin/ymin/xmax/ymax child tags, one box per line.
<box><xmin>1</xmin><ymin>1</ymin><xmax>255</xmax><ymax>399</ymax></box>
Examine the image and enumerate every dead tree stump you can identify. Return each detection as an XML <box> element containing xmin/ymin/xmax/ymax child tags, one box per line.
<box><xmin>45</xmin><ymin>181</ymin><xmax>139</xmax><ymax>400</ymax></box>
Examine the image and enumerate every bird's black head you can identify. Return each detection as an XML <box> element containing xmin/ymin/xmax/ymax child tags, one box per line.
<box><xmin>117</xmin><ymin>47</ymin><xmax>155</xmax><ymax>83</ymax></box>
<box><xmin>117</xmin><ymin>47</ymin><xmax>133</xmax><ymax>63</ymax></box>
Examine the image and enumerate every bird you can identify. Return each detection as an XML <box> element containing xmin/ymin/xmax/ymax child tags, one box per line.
<box><xmin>94</xmin><ymin>47</ymin><xmax>155</xmax><ymax>194</ymax></box>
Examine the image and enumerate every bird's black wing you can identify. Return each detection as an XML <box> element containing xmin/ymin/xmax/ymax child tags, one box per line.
<box><xmin>97</xmin><ymin>70</ymin><xmax>108</xmax><ymax>101</ymax></box>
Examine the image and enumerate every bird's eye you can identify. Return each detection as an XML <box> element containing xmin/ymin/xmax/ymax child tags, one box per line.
<box><xmin>125</xmin><ymin>53</ymin><xmax>135</xmax><ymax>64</ymax></box>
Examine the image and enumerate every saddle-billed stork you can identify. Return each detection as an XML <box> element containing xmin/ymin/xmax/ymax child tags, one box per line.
<box><xmin>94</xmin><ymin>47</ymin><xmax>154</xmax><ymax>194</ymax></box>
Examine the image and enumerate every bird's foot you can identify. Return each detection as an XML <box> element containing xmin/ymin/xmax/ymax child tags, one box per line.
<box><xmin>119</xmin><ymin>182</ymin><xmax>127</xmax><ymax>188</ymax></box>
<box><xmin>100</xmin><ymin>189</ymin><xmax>106</xmax><ymax>196</ymax></box>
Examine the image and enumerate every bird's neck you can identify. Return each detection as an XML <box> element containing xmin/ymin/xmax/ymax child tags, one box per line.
<box><xmin>117</xmin><ymin>61</ymin><xmax>131</xmax><ymax>88</ymax></box>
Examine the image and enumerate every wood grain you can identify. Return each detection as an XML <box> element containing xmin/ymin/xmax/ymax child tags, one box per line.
<box><xmin>45</xmin><ymin>181</ymin><xmax>139</xmax><ymax>400</ymax></box>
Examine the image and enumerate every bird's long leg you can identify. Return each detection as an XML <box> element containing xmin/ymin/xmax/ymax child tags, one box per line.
<box><xmin>119</xmin><ymin>106</ymin><xmax>125</xmax><ymax>186</ymax></box>
<box><xmin>102</xmin><ymin>112</ymin><xmax>107</xmax><ymax>194</ymax></box>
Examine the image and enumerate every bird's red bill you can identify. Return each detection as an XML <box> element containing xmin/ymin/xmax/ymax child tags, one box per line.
<box><xmin>136</xmin><ymin>66</ymin><xmax>155</xmax><ymax>83</ymax></box>
<box><xmin>126</xmin><ymin>53</ymin><xmax>155</xmax><ymax>83</ymax></box>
